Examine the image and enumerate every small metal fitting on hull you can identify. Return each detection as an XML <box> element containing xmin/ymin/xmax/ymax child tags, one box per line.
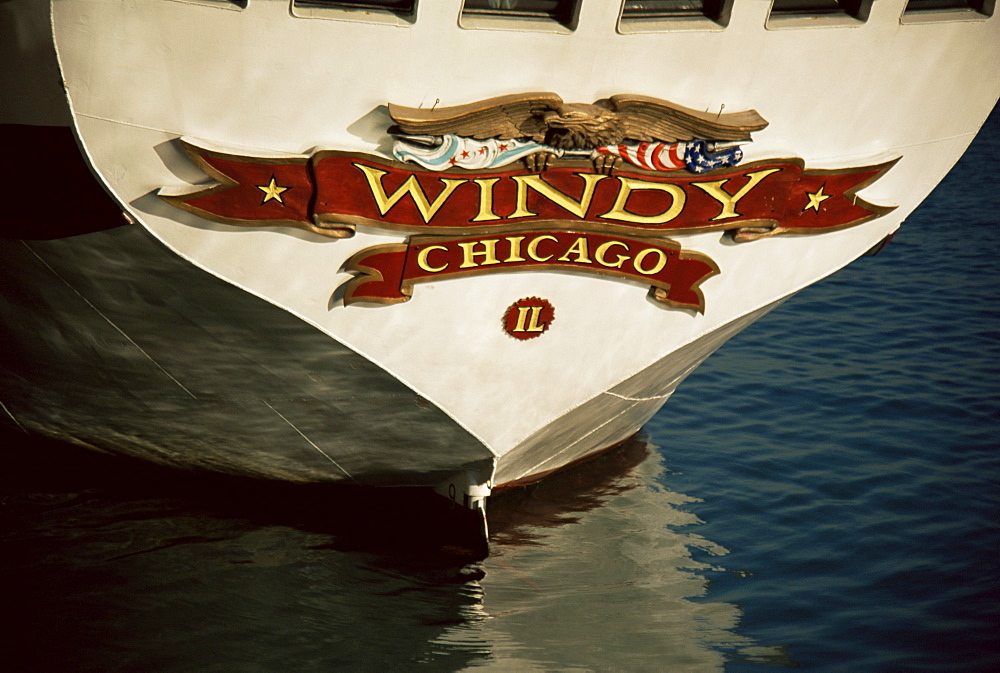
<box><xmin>434</xmin><ymin>469</ymin><xmax>494</xmax><ymax>542</ymax></box>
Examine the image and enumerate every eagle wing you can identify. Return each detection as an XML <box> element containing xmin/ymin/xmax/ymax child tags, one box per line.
<box><xmin>607</xmin><ymin>94</ymin><xmax>769</xmax><ymax>143</ymax></box>
<box><xmin>388</xmin><ymin>92</ymin><xmax>563</xmax><ymax>142</ymax></box>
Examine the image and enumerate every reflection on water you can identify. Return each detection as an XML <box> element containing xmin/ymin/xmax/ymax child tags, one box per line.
<box><xmin>0</xmin><ymin>430</ymin><xmax>770</xmax><ymax>672</ymax></box>
<box><xmin>466</xmin><ymin>438</ymin><xmax>786</xmax><ymax>672</ymax></box>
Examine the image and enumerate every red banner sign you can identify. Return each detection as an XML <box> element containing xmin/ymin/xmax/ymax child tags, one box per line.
<box><xmin>160</xmin><ymin>141</ymin><xmax>897</xmax><ymax>312</ymax></box>
<box><xmin>162</xmin><ymin>142</ymin><xmax>896</xmax><ymax>242</ymax></box>
<box><xmin>342</xmin><ymin>230</ymin><xmax>719</xmax><ymax>312</ymax></box>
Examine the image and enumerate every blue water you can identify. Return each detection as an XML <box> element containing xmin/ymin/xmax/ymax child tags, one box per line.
<box><xmin>2</xmin><ymin>108</ymin><xmax>997</xmax><ymax>672</ymax></box>
<box><xmin>651</xmin><ymin>105</ymin><xmax>1000</xmax><ymax>671</ymax></box>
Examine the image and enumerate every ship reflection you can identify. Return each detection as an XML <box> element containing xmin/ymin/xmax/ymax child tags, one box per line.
<box><xmin>445</xmin><ymin>435</ymin><xmax>770</xmax><ymax>672</ymax></box>
<box><xmin>1</xmin><ymin>429</ymin><xmax>776</xmax><ymax>671</ymax></box>
<box><xmin>487</xmin><ymin>435</ymin><xmax>656</xmax><ymax>544</ymax></box>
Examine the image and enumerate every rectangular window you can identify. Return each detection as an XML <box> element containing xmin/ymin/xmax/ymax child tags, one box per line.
<box><xmin>904</xmin><ymin>0</ymin><xmax>994</xmax><ymax>14</ymax></box>
<box><xmin>293</xmin><ymin>0</ymin><xmax>416</xmax><ymax>17</ymax></box>
<box><xmin>461</xmin><ymin>0</ymin><xmax>578</xmax><ymax>27</ymax></box>
<box><xmin>769</xmin><ymin>0</ymin><xmax>867</xmax><ymax>16</ymax></box>
<box><xmin>169</xmin><ymin>0</ymin><xmax>247</xmax><ymax>7</ymax></box>
<box><xmin>621</xmin><ymin>0</ymin><xmax>725</xmax><ymax>20</ymax></box>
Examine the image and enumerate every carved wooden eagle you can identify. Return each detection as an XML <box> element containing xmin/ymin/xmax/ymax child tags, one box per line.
<box><xmin>388</xmin><ymin>92</ymin><xmax>768</xmax><ymax>151</ymax></box>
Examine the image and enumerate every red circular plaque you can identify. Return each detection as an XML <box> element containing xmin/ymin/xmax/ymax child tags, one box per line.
<box><xmin>503</xmin><ymin>297</ymin><xmax>555</xmax><ymax>340</ymax></box>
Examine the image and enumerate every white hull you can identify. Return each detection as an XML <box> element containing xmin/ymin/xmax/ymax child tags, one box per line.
<box><xmin>2</xmin><ymin>1</ymin><xmax>998</xmax><ymax>509</ymax></box>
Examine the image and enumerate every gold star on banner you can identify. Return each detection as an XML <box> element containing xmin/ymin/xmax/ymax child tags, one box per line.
<box><xmin>803</xmin><ymin>186</ymin><xmax>831</xmax><ymax>213</ymax></box>
<box><xmin>257</xmin><ymin>175</ymin><xmax>290</xmax><ymax>205</ymax></box>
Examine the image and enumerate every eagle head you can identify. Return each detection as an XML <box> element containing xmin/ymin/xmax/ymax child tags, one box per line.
<box><xmin>542</xmin><ymin>103</ymin><xmax>625</xmax><ymax>150</ymax></box>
